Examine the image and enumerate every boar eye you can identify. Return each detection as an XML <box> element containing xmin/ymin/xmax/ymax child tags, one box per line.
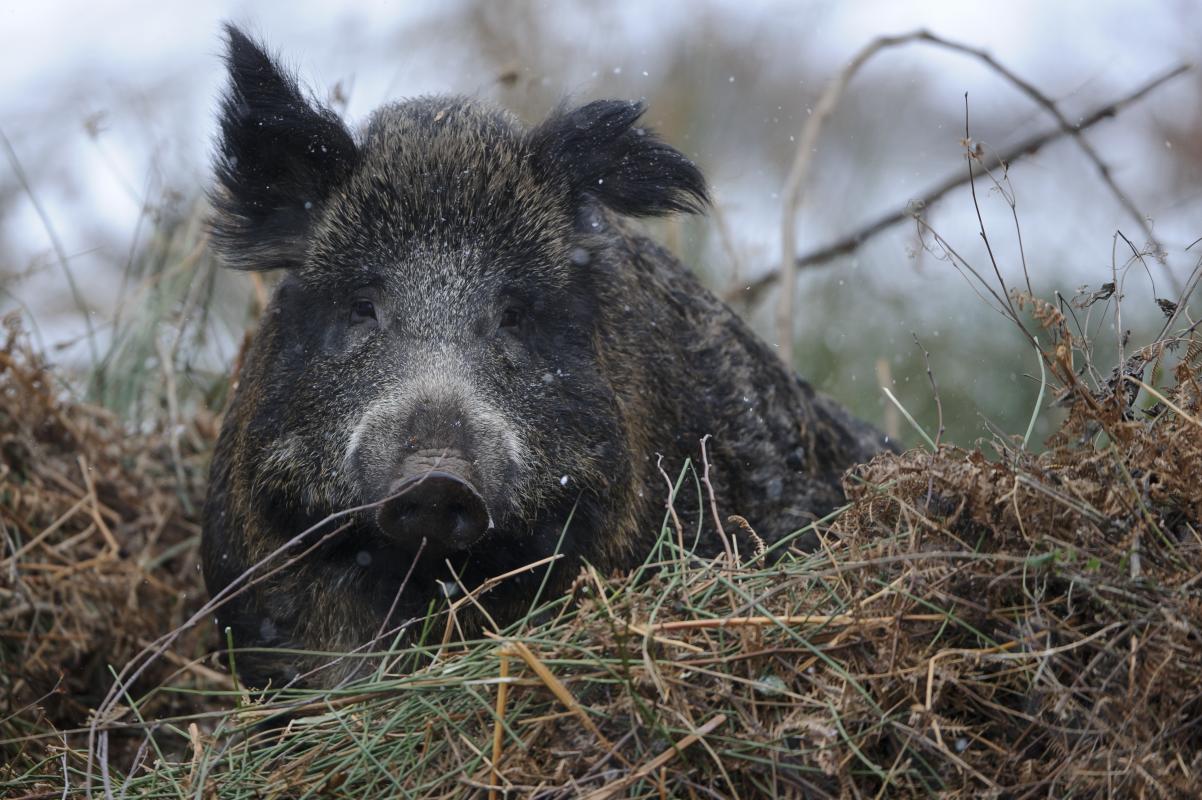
<box><xmin>350</xmin><ymin>298</ymin><xmax>377</xmax><ymax>325</ymax></box>
<box><xmin>499</xmin><ymin>306</ymin><xmax>524</xmax><ymax>330</ymax></box>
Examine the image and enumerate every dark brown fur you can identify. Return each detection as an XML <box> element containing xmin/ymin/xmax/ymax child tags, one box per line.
<box><xmin>202</xmin><ymin>26</ymin><xmax>890</xmax><ymax>689</ymax></box>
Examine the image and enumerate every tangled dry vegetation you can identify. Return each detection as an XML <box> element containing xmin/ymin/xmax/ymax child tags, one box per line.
<box><xmin>1</xmin><ymin>263</ymin><xmax>1199</xmax><ymax>798</ymax></box>
<box><xmin>0</xmin><ymin>316</ymin><xmax>215</xmax><ymax>772</ymax></box>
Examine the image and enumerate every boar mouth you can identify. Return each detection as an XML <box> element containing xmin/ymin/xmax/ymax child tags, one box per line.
<box><xmin>375</xmin><ymin>464</ymin><xmax>494</xmax><ymax>556</ymax></box>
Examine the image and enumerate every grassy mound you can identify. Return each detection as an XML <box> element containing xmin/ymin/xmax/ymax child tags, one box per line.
<box><xmin>1</xmin><ymin>278</ymin><xmax>1200</xmax><ymax>797</ymax></box>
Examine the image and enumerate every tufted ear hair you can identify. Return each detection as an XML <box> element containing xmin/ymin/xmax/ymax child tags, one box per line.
<box><xmin>531</xmin><ymin>99</ymin><xmax>708</xmax><ymax>218</ymax></box>
<box><xmin>210</xmin><ymin>24</ymin><xmax>359</xmax><ymax>271</ymax></box>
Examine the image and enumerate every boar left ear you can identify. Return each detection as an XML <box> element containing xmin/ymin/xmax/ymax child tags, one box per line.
<box><xmin>532</xmin><ymin>100</ymin><xmax>708</xmax><ymax>218</ymax></box>
<box><xmin>210</xmin><ymin>24</ymin><xmax>359</xmax><ymax>271</ymax></box>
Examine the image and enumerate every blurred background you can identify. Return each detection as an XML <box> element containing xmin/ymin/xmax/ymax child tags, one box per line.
<box><xmin>2</xmin><ymin>0</ymin><xmax>1200</xmax><ymax>445</ymax></box>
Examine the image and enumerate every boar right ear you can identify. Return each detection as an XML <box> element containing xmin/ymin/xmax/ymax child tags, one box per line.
<box><xmin>531</xmin><ymin>100</ymin><xmax>708</xmax><ymax>218</ymax></box>
<box><xmin>210</xmin><ymin>25</ymin><xmax>358</xmax><ymax>271</ymax></box>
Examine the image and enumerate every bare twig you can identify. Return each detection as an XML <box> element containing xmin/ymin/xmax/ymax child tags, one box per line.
<box><xmin>922</xmin><ymin>33</ymin><xmax>1175</xmax><ymax>282</ymax></box>
<box><xmin>912</xmin><ymin>332</ymin><xmax>944</xmax><ymax>448</ymax></box>
<box><xmin>778</xmin><ymin>31</ymin><xmax>933</xmax><ymax>364</ymax></box>
<box><xmin>699</xmin><ymin>434</ymin><xmax>736</xmax><ymax>566</ymax></box>
<box><xmin>911</xmin><ymin>214</ymin><xmax>1038</xmax><ymax>347</ymax></box>
<box><xmin>742</xmin><ymin>62</ymin><xmax>1189</xmax><ymax>308</ymax></box>
<box><xmin>962</xmin><ymin>96</ymin><xmax>1024</xmax><ymax>328</ymax></box>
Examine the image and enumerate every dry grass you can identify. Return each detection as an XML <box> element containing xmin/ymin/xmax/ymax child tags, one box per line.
<box><xmin>0</xmin><ymin>314</ymin><xmax>217</xmax><ymax>772</ymax></box>
<box><xmin>0</xmin><ymin>267</ymin><xmax>1199</xmax><ymax>796</ymax></box>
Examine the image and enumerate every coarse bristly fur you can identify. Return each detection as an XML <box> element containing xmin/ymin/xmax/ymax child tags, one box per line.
<box><xmin>202</xmin><ymin>24</ymin><xmax>893</xmax><ymax>690</ymax></box>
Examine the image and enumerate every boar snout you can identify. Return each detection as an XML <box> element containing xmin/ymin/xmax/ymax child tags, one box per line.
<box><xmin>376</xmin><ymin>452</ymin><xmax>492</xmax><ymax>555</ymax></box>
<box><xmin>347</xmin><ymin>373</ymin><xmax>527</xmax><ymax>552</ymax></box>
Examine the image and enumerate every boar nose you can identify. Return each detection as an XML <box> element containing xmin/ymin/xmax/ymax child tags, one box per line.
<box><xmin>376</xmin><ymin>471</ymin><xmax>491</xmax><ymax>554</ymax></box>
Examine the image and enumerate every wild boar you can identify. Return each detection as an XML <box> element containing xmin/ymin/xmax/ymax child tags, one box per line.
<box><xmin>201</xmin><ymin>25</ymin><xmax>890</xmax><ymax>689</ymax></box>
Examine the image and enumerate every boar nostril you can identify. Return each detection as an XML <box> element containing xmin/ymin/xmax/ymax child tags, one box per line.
<box><xmin>375</xmin><ymin>471</ymin><xmax>491</xmax><ymax>555</ymax></box>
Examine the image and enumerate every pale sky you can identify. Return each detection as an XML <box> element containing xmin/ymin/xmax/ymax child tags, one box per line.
<box><xmin>2</xmin><ymin>0</ymin><xmax>1198</xmax><ymax>378</ymax></box>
